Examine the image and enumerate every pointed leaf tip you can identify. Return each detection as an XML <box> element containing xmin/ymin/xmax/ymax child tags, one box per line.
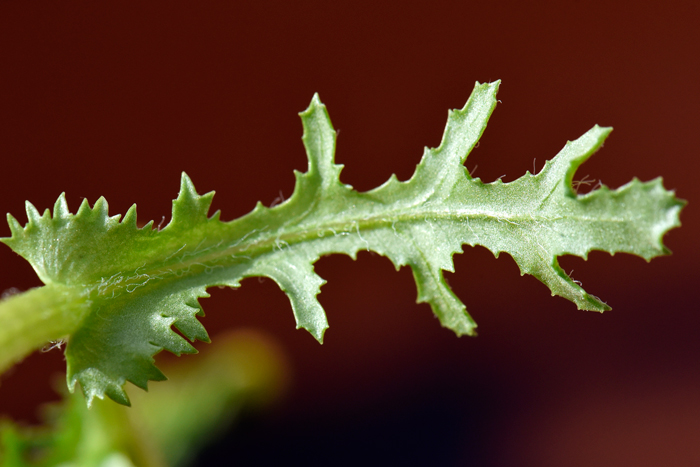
<box><xmin>476</xmin><ymin>79</ymin><xmax>501</xmax><ymax>91</ymax></box>
<box><xmin>180</xmin><ymin>171</ymin><xmax>196</xmax><ymax>193</ymax></box>
<box><xmin>53</xmin><ymin>193</ymin><xmax>69</xmax><ymax>219</ymax></box>
<box><xmin>24</xmin><ymin>201</ymin><xmax>40</xmax><ymax>224</ymax></box>
<box><xmin>300</xmin><ymin>93</ymin><xmax>327</xmax><ymax>118</ymax></box>
<box><xmin>5</xmin><ymin>213</ymin><xmax>22</xmax><ymax>237</ymax></box>
<box><xmin>122</xmin><ymin>204</ymin><xmax>138</xmax><ymax>226</ymax></box>
<box><xmin>165</xmin><ymin>172</ymin><xmax>215</xmax><ymax>230</ymax></box>
<box><xmin>94</xmin><ymin>196</ymin><xmax>108</xmax><ymax>212</ymax></box>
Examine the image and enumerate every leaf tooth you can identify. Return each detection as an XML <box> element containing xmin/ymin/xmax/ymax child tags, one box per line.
<box><xmin>309</xmin><ymin>92</ymin><xmax>322</xmax><ymax>106</ymax></box>
<box><xmin>53</xmin><ymin>193</ymin><xmax>70</xmax><ymax>219</ymax></box>
<box><xmin>103</xmin><ymin>383</ymin><xmax>131</xmax><ymax>407</ymax></box>
<box><xmin>209</xmin><ymin>209</ymin><xmax>222</xmax><ymax>222</ymax></box>
<box><xmin>24</xmin><ymin>201</ymin><xmax>41</xmax><ymax>225</ymax></box>
<box><xmin>154</xmin><ymin>317</ymin><xmax>198</xmax><ymax>356</ymax></box>
<box><xmin>121</xmin><ymin>204</ymin><xmax>138</xmax><ymax>227</ymax></box>
<box><xmin>76</xmin><ymin>198</ymin><xmax>91</xmax><ymax>217</ymax></box>
<box><xmin>165</xmin><ymin>172</ymin><xmax>215</xmax><ymax>230</ymax></box>
<box><xmin>92</xmin><ymin>197</ymin><xmax>109</xmax><ymax>223</ymax></box>
<box><xmin>128</xmin><ymin>360</ymin><xmax>167</xmax><ymax>390</ymax></box>
<box><xmin>41</xmin><ymin>208</ymin><xmax>51</xmax><ymax>222</ymax></box>
<box><xmin>198</xmin><ymin>289</ymin><xmax>211</xmax><ymax>300</ymax></box>
<box><xmin>6</xmin><ymin>213</ymin><xmax>23</xmax><ymax>237</ymax></box>
<box><xmin>372</xmin><ymin>172</ymin><xmax>401</xmax><ymax>193</ymax></box>
<box><xmin>71</xmin><ymin>369</ymin><xmax>131</xmax><ymax>407</ymax></box>
<box><xmin>169</xmin><ymin>288</ymin><xmax>211</xmax><ymax>343</ymax></box>
<box><xmin>180</xmin><ymin>171</ymin><xmax>197</xmax><ymax>193</ymax></box>
<box><xmin>251</xmin><ymin>201</ymin><xmax>266</xmax><ymax>215</ymax></box>
<box><xmin>184</xmin><ymin>286</ymin><xmax>210</xmax><ymax>306</ymax></box>
<box><xmin>173</xmin><ymin>315</ymin><xmax>210</xmax><ymax>343</ymax></box>
<box><xmin>179</xmin><ymin>172</ymin><xmax>205</xmax><ymax>206</ymax></box>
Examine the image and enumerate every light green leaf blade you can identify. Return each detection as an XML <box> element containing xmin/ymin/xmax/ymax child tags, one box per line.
<box><xmin>1</xmin><ymin>80</ymin><xmax>684</xmax><ymax>405</ymax></box>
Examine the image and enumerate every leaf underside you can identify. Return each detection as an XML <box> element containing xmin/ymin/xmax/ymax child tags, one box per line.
<box><xmin>1</xmin><ymin>81</ymin><xmax>684</xmax><ymax>406</ymax></box>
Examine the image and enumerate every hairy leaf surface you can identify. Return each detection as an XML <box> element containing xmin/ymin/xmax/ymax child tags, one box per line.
<box><xmin>1</xmin><ymin>81</ymin><xmax>684</xmax><ymax>405</ymax></box>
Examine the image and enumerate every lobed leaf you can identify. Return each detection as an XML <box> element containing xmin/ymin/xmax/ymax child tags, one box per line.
<box><xmin>1</xmin><ymin>81</ymin><xmax>684</xmax><ymax>405</ymax></box>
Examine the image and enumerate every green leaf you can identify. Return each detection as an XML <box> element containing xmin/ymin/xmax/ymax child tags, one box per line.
<box><xmin>1</xmin><ymin>389</ymin><xmax>141</xmax><ymax>467</ymax></box>
<box><xmin>0</xmin><ymin>81</ymin><xmax>684</xmax><ymax>405</ymax></box>
<box><xmin>0</xmin><ymin>331</ymin><xmax>285</xmax><ymax>467</ymax></box>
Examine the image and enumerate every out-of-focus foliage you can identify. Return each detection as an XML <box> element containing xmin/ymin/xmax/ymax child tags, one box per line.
<box><xmin>0</xmin><ymin>331</ymin><xmax>287</xmax><ymax>467</ymax></box>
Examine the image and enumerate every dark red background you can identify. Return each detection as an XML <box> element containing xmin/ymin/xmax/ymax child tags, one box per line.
<box><xmin>0</xmin><ymin>2</ymin><xmax>697</xmax><ymax>466</ymax></box>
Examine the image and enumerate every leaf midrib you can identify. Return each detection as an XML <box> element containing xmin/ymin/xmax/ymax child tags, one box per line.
<box><xmin>83</xmin><ymin>203</ymin><xmax>630</xmax><ymax>300</ymax></box>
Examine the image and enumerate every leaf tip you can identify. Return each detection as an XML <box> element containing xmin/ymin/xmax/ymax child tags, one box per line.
<box><xmin>5</xmin><ymin>213</ymin><xmax>22</xmax><ymax>238</ymax></box>
<box><xmin>53</xmin><ymin>193</ymin><xmax>69</xmax><ymax>219</ymax></box>
<box><xmin>300</xmin><ymin>93</ymin><xmax>325</xmax><ymax>118</ymax></box>
<box><xmin>24</xmin><ymin>201</ymin><xmax>40</xmax><ymax>224</ymax></box>
<box><xmin>180</xmin><ymin>171</ymin><xmax>196</xmax><ymax>192</ymax></box>
<box><xmin>93</xmin><ymin>196</ymin><xmax>109</xmax><ymax>221</ymax></box>
<box><xmin>166</xmin><ymin>172</ymin><xmax>215</xmax><ymax>229</ymax></box>
<box><xmin>122</xmin><ymin>204</ymin><xmax>138</xmax><ymax>227</ymax></box>
<box><xmin>477</xmin><ymin>79</ymin><xmax>501</xmax><ymax>92</ymax></box>
<box><xmin>300</xmin><ymin>323</ymin><xmax>327</xmax><ymax>344</ymax></box>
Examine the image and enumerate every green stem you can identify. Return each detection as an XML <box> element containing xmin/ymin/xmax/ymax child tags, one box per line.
<box><xmin>0</xmin><ymin>285</ymin><xmax>89</xmax><ymax>374</ymax></box>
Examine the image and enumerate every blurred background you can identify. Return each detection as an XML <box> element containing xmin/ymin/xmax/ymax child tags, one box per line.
<box><xmin>0</xmin><ymin>1</ymin><xmax>697</xmax><ymax>465</ymax></box>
